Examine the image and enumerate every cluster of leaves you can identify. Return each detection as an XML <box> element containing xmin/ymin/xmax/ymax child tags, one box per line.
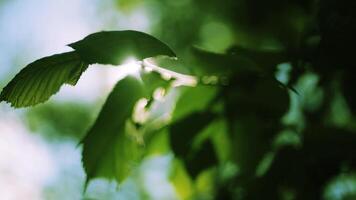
<box><xmin>0</xmin><ymin>30</ymin><xmax>176</xmax><ymax>184</ymax></box>
<box><xmin>2</xmin><ymin>0</ymin><xmax>356</xmax><ymax>199</ymax></box>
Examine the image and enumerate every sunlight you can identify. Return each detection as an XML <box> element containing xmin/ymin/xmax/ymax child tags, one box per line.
<box><xmin>0</xmin><ymin>113</ymin><xmax>55</xmax><ymax>200</ymax></box>
<box><xmin>133</xmin><ymin>98</ymin><xmax>149</xmax><ymax>124</ymax></box>
<box><xmin>153</xmin><ymin>87</ymin><xmax>166</xmax><ymax>101</ymax></box>
<box><xmin>143</xmin><ymin>58</ymin><xmax>198</xmax><ymax>87</ymax></box>
<box><xmin>120</xmin><ymin>57</ymin><xmax>142</xmax><ymax>78</ymax></box>
<box><xmin>100</xmin><ymin>56</ymin><xmax>142</xmax><ymax>92</ymax></box>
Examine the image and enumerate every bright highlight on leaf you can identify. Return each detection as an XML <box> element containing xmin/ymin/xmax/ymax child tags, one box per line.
<box><xmin>119</xmin><ymin>57</ymin><xmax>142</xmax><ymax>78</ymax></box>
<box><xmin>0</xmin><ymin>52</ymin><xmax>88</xmax><ymax>108</ymax></box>
<box><xmin>0</xmin><ymin>30</ymin><xmax>176</xmax><ymax>108</ymax></box>
<box><xmin>69</xmin><ymin>30</ymin><xmax>176</xmax><ymax>65</ymax></box>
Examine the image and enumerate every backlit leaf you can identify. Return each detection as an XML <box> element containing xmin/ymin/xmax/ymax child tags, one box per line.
<box><xmin>170</xmin><ymin>111</ymin><xmax>216</xmax><ymax>158</ymax></box>
<box><xmin>172</xmin><ymin>85</ymin><xmax>218</xmax><ymax>121</ymax></box>
<box><xmin>81</xmin><ymin>76</ymin><xmax>146</xmax><ymax>186</ymax></box>
<box><xmin>69</xmin><ymin>30</ymin><xmax>176</xmax><ymax>65</ymax></box>
<box><xmin>185</xmin><ymin>140</ymin><xmax>218</xmax><ymax>178</ymax></box>
<box><xmin>0</xmin><ymin>52</ymin><xmax>88</xmax><ymax>108</ymax></box>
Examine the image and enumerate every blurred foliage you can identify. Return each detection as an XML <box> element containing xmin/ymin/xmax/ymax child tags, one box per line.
<box><xmin>1</xmin><ymin>0</ymin><xmax>356</xmax><ymax>199</ymax></box>
<box><xmin>26</xmin><ymin>102</ymin><xmax>94</xmax><ymax>140</ymax></box>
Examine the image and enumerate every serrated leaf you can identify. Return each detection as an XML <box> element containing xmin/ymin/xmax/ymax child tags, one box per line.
<box><xmin>69</xmin><ymin>30</ymin><xmax>176</xmax><ymax>65</ymax></box>
<box><xmin>0</xmin><ymin>52</ymin><xmax>88</xmax><ymax>108</ymax></box>
<box><xmin>81</xmin><ymin>76</ymin><xmax>146</xmax><ymax>186</ymax></box>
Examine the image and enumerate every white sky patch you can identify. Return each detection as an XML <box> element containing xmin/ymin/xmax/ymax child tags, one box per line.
<box><xmin>116</xmin><ymin>7</ymin><xmax>151</xmax><ymax>31</ymax></box>
<box><xmin>0</xmin><ymin>0</ymin><xmax>95</xmax><ymax>56</ymax></box>
<box><xmin>0</xmin><ymin>112</ymin><xmax>56</xmax><ymax>200</ymax></box>
<box><xmin>94</xmin><ymin>0</ymin><xmax>151</xmax><ymax>32</ymax></box>
<box><xmin>54</xmin><ymin>58</ymin><xmax>142</xmax><ymax>103</ymax></box>
<box><xmin>140</xmin><ymin>155</ymin><xmax>178</xmax><ymax>200</ymax></box>
<box><xmin>120</xmin><ymin>57</ymin><xmax>142</xmax><ymax>78</ymax></box>
<box><xmin>43</xmin><ymin>141</ymin><xmax>86</xmax><ymax>200</ymax></box>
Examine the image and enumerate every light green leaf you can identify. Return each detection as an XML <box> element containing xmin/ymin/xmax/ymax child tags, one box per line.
<box><xmin>140</xmin><ymin>70</ymin><xmax>171</xmax><ymax>98</ymax></box>
<box><xmin>172</xmin><ymin>85</ymin><xmax>218</xmax><ymax>121</ymax></box>
<box><xmin>69</xmin><ymin>30</ymin><xmax>176</xmax><ymax>65</ymax></box>
<box><xmin>0</xmin><ymin>52</ymin><xmax>88</xmax><ymax>108</ymax></box>
<box><xmin>81</xmin><ymin>76</ymin><xmax>146</xmax><ymax>186</ymax></box>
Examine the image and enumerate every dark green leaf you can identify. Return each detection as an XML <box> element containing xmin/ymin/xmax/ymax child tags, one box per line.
<box><xmin>170</xmin><ymin>113</ymin><xmax>220</xmax><ymax>178</ymax></box>
<box><xmin>341</xmin><ymin>73</ymin><xmax>356</xmax><ymax>114</ymax></box>
<box><xmin>206</xmin><ymin>119</ymin><xmax>231</xmax><ymax>163</ymax></box>
<box><xmin>189</xmin><ymin>46</ymin><xmax>287</xmax><ymax>77</ymax></box>
<box><xmin>227</xmin><ymin>45</ymin><xmax>289</xmax><ymax>72</ymax></box>
<box><xmin>165</xmin><ymin>87</ymin><xmax>221</xmax><ymax>178</ymax></box>
<box><xmin>170</xmin><ymin>111</ymin><xmax>216</xmax><ymax>158</ymax></box>
<box><xmin>191</xmin><ymin>47</ymin><xmax>259</xmax><ymax>77</ymax></box>
<box><xmin>258</xmin><ymin>127</ymin><xmax>356</xmax><ymax>199</ymax></box>
<box><xmin>185</xmin><ymin>140</ymin><xmax>218</xmax><ymax>178</ymax></box>
<box><xmin>69</xmin><ymin>30</ymin><xmax>176</xmax><ymax>65</ymax></box>
<box><xmin>81</xmin><ymin>76</ymin><xmax>146</xmax><ymax>186</ymax></box>
<box><xmin>0</xmin><ymin>52</ymin><xmax>88</xmax><ymax>108</ymax></box>
<box><xmin>225</xmin><ymin>78</ymin><xmax>289</xmax><ymax>121</ymax></box>
<box><xmin>146</xmin><ymin>56</ymin><xmax>194</xmax><ymax>75</ymax></box>
<box><xmin>224</xmin><ymin>78</ymin><xmax>289</xmax><ymax>175</ymax></box>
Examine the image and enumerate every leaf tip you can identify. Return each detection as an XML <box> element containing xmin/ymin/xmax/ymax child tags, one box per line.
<box><xmin>67</xmin><ymin>42</ymin><xmax>77</xmax><ymax>49</ymax></box>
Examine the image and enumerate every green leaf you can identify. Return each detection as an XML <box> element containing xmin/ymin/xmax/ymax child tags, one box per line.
<box><xmin>170</xmin><ymin>110</ymin><xmax>219</xmax><ymax>179</ymax></box>
<box><xmin>170</xmin><ymin>111</ymin><xmax>216</xmax><ymax>158</ymax></box>
<box><xmin>224</xmin><ymin>78</ymin><xmax>290</xmax><ymax>175</ymax></box>
<box><xmin>145</xmin><ymin>129</ymin><xmax>171</xmax><ymax>156</ymax></box>
<box><xmin>189</xmin><ymin>46</ymin><xmax>287</xmax><ymax>77</ymax></box>
<box><xmin>140</xmin><ymin>70</ymin><xmax>171</xmax><ymax>98</ymax></box>
<box><xmin>207</xmin><ymin>119</ymin><xmax>231</xmax><ymax>163</ymax></box>
<box><xmin>81</xmin><ymin>76</ymin><xmax>146</xmax><ymax>186</ymax></box>
<box><xmin>0</xmin><ymin>52</ymin><xmax>88</xmax><ymax>108</ymax></box>
<box><xmin>172</xmin><ymin>85</ymin><xmax>218</xmax><ymax>121</ymax></box>
<box><xmin>69</xmin><ymin>30</ymin><xmax>176</xmax><ymax>65</ymax></box>
<box><xmin>146</xmin><ymin>56</ymin><xmax>193</xmax><ymax>75</ymax></box>
<box><xmin>191</xmin><ymin>47</ymin><xmax>258</xmax><ymax>77</ymax></box>
<box><xmin>185</xmin><ymin>140</ymin><xmax>218</xmax><ymax>178</ymax></box>
<box><xmin>169</xmin><ymin>159</ymin><xmax>194</xmax><ymax>200</ymax></box>
<box><xmin>168</xmin><ymin>86</ymin><xmax>220</xmax><ymax>178</ymax></box>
